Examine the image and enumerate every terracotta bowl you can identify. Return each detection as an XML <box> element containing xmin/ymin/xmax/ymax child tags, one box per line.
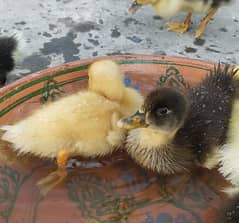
<box><xmin>0</xmin><ymin>55</ymin><xmax>229</xmax><ymax>223</ymax></box>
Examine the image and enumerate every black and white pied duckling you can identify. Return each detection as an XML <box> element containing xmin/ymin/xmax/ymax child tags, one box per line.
<box><xmin>118</xmin><ymin>64</ymin><xmax>239</xmax><ymax>179</ymax></box>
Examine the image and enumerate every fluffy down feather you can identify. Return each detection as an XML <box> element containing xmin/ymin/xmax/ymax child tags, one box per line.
<box><xmin>1</xmin><ymin>60</ymin><xmax>143</xmax><ymax>159</ymax></box>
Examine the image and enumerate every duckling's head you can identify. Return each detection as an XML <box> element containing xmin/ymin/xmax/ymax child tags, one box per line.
<box><xmin>119</xmin><ymin>87</ymin><xmax>189</xmax><ymax>133</ymax></box>
<box><xmin>88</xmin><ymin>60</ymin><xmax>125</xmax><ymax>101</ymax></box>
<box><xmin>144</xmin><ymin>87</ymin><xmax>189</xmax><ymax>132</ymax></box>
<box><xmin>128</xmin><ymin>0</ymin><xmax>157</xmax><ymax>14</ymax></box>
<box><xmin>118</xmin><ymin>87</ymin><xmax>193</xmax><ymax>174</ymax></box>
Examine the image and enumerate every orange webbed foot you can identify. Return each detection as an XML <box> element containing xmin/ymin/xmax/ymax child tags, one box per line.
<box><xmin>37</xmin><ymin>149</ymin><xmax>69</xmax><ymax>196</ymax></box>
<box><xmin>168</xmin><ymin>13</ymin><xmax>192</xmax><ymax>34</ymax></box>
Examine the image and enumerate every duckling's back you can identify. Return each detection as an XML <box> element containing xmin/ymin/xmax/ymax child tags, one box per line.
<box><xmin>176</xmin><ymin>65</ymin><xmax>237</xmax><ymax>166</ymax></box>
<box><xmin>1</xmin><ymin>91</ymin><xmax>120</xmax><ymax>158</ymax></box>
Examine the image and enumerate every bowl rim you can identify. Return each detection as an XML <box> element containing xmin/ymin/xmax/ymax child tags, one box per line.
<box><xmin>0</xmin><ymin>54</ymin><xmax>217</xmax><ymax>95</ymax></box>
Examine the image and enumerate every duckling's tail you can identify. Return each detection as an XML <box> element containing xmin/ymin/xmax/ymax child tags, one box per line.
<box><xmin>0</xmin><ymin>129</ymin><xmax>16</xmax><ymax>165</ymax></box>
<box><xmin>0</xmin><ymin>36</ymin><xmax>18</xmax><ymax>86</ymax></box>
<box><xmin>0</xmin><ymin>129</ymin><xmax>33</xmax><ymax>167</ymax></box>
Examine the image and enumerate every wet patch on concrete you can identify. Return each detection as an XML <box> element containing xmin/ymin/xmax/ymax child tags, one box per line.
<box><xmin>14</xmin><ymin>21</ymin><xmax>26</xmax><ymax>25</ymax></box>
<box><xmin>62</xmin><ymin>0</ymin><xmax>74</xmax><ymax>3</ymax></box>
<box><xmin>193</xmin><ymin>38</ymin><xmax>206</xmax><ymax>46</ymax></box>
<box><xmin>42</xmin><ymin>32</ymin><xmax>52</xmax><ymax>38</ymax></box>
<box><xmin>111</xmin><ymin>26</ymin><xmax>121</xmax><ymax>38</ymax></box>
<box><xmin>154</xmin><ymin>50</ymin><xmax>167</xmax><ymax>55</ymax></box>
<box><xmin>88</xmin><ymin>38</ymin><xmax>100</xmax><ymax>46</ymax></box>
<box><xmin>83</xmin><ymin>44</ymin><xmax>93</xmax><ymax>50</ymax></box>
<box><xmin>153</xmin><ymin>16</ymin><xmax>162</xmax><ymax>20</ymax></box>
<box><xmin>58</xmin><ymin>17</ymin><xmax>101</xmax><ymax>33</ymax></box>
<box><xmin>185</xmin><ymin>47</ymin><xmax>197</xmax><ymax>53</ymax></box>
<box><xmin>123</xmin><ymin>18</ymin><xmax>145</xmax><ymax>26</ymax></box>
<box><xmin>205</xmin><ymin>47</ymin><xmax>221</xmax><ymax>53</ymax></box>
<box><xmin>58</xmin><ymin>17</ymin><xmax>75</xmax><ymax>27</ymax></box>
<box><xmin>220</xmin><ymin>27</ymin><xmax>228</xmax><ymax>32</ymax></box>
<box><xmin>49</xmin><ymin>24</ymin><xmax>57</xmax><ymax>30</ymax></box>
<box><xmin>40</xmin><ymin>32</ymin><xmax>79</xmax><ymax>62</ymax></box>
<box><xmin>126</xmin><ymin>36</ymin><xmax>143</xmax><ymax>43</ymax></box>
<box><xmin>22</xmin><ymin>53</ymin><xmax>51</xmax><ymax>73</ymax></box>
<box><xmin>107</xmin><ymin>51</ymin><xmax>129</xmax><ymax>56</ymax></box>
<box><xmin>73</xmin><ymin>21</ymin><xmax>100</xmax><ymax>32</ymax></box>
<box><xmin>92</xmin><ymin>51</ymin><xmax>98</xmax><ymax>57</ymax></box>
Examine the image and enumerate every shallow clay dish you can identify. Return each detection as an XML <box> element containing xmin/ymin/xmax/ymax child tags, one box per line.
<box><xmin>0</xmin><ymin>55</ymin><xmax>230</xmax><ymax>223</ymax></box>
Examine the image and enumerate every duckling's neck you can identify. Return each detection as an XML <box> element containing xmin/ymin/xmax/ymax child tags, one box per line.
<box><xmin>127</xmin><ymin>127</ymin><xmax>176</xmax><ymax>150</ymax></box>
<box><xmin>126</xmin><ymin>127</ymin><xmax>194</xmax><ymax>174</ymax></box>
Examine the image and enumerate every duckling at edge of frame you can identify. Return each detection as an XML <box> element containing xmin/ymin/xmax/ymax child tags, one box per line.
<box><xmin>118</xmin><ymin>64</ymin><xmax>239</xmax><ymax>179</ymax></box>
<box><xmin>128</xmin><ymin>0</ymin><xmax>234</xmax><ymax>38</ymax></box>
<box><xmin>0</xmin><ymin>36</ymin><xmax>18</xmax><ymax>87</ymax></box>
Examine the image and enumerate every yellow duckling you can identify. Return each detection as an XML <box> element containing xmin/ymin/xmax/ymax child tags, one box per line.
<box><xmin>128</xmin><ymin>0</ymin><xmax>234</xmax><ymax>38</ymax></box>
<box><xmin>0</xmin><ymin>60</ymin><xmax>143</xmax><ymax>195</ymax></box>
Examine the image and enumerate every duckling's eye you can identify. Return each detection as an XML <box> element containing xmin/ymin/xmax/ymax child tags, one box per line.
<box><xmin>156</xmin><ymin>107</ymin><xmax>171</xmax><ymax>116</ymax></box>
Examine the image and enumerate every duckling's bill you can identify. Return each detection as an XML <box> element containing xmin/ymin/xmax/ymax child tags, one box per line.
<box><xmin>117</xmin><ymin>110</ymin><xmax>147</xmax><ymax>130</ymax></box>
<box><xmin>128</xmin><ymin>1</ymin><xmax>142</xmax><ymax>14</ymax></box>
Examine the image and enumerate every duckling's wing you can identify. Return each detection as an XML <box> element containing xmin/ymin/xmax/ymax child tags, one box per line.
<box><xmin>0</xmin><ymin>91</ymin><xmax>119</xmax><ymax>158</ymax></box>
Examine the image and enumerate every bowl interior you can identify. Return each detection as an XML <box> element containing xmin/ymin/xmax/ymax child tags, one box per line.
<box><xmin>0</xmin><ymin>55</ymin><xmax>227</xmax><ymax>223</ymax></box>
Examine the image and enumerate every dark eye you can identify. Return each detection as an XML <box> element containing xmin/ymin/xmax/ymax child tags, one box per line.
<box><xmin>156</xmin><ymin>107</ymin><xmax>171</xmax><ymax>116</ymax></box>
